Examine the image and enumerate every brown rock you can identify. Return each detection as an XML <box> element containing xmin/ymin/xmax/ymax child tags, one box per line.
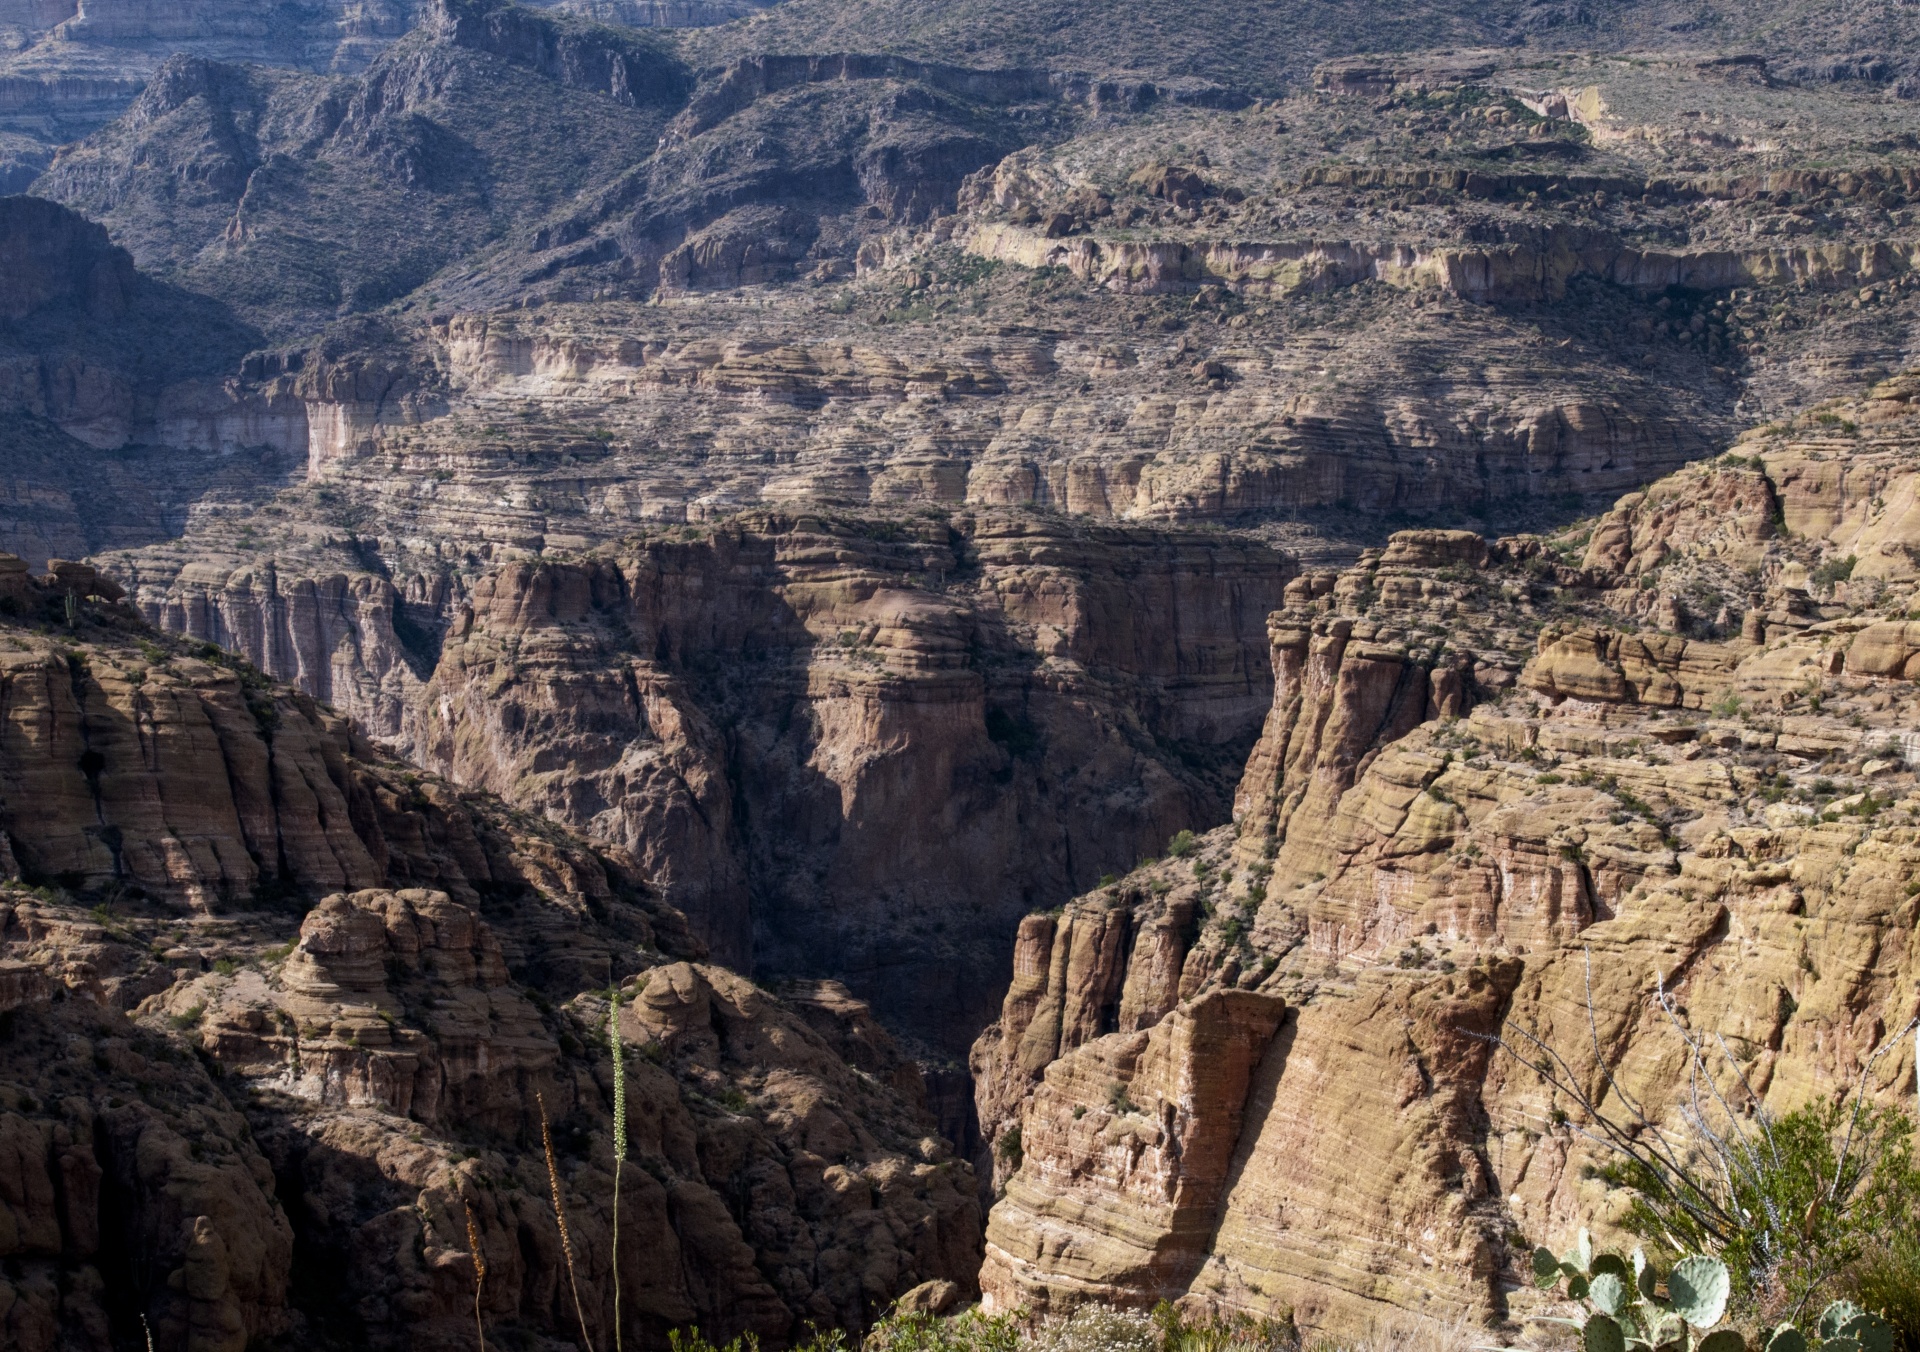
<box><xmin>1377</xmin><ymin>529</ymin><xmax>1488</xmax><ymax>570</ymax></box>
<box><xmin>972</xmin><ymin>399</ymin><xmax>1920</xmax><ymax>1331</ymax></box>
<box><xmin>1127</xmin><ymin>163</ymin><xmax>1208</xmax><ymax>210</ymax></box>
<box><xmin>894</xmin><ymin>1278</ymin><xmax>963</xmax><ymax>1315</ymax></box>
<box><xmin>399</xmin><ymin>511</ymin><xmax>1287</xmax><ymax>1049</ymax></box>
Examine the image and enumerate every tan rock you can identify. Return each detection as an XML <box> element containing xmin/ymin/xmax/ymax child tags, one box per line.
<box><xmin>894</xmin><ymin>1278</ymin><xmax>963</xmax><ymax>1315</ymax></box>
<box><xmin>975</xmin><ymin>399</ymin><xmax>1920</xmax><ymax>1331</ymax></box>
<box><xmin>1378</xmin><ymin>529</ymin><xmax>1488</xmax><ymax>570</ymax></box>
<box><xmin>980</xmin><ymin>987</ymin><xmax>1287</xmax><ymax>1314</ymax></box>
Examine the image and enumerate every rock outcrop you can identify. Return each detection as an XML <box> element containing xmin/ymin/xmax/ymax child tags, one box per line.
<box><xmin>0</xmin><ymin>578</ymin><xmax>980</xmax><ymax>1351</ymax></box>
<box><xmin>402</xmin><ymin>510</ymin><xmax>1287</xmax><ymax>1049</ymax></box>
<box><xmin>159</xmin><ymin>893</ymin><xmax>981</xmax><ymax>1349</ymax></box>
<box><xmin>0</xmin><ymin>193</ymin><xmax>131</xmax><ymax>322</ymax></box>
<box><xmin>970</xmin><ymin>383</ymin><xmax>1920</xmax><ymax>1333</ymax></box>
<box><xmin>980</xmin><ymin>985</ymin><xmax>1287</xmax><ymax>1312</ymax></box>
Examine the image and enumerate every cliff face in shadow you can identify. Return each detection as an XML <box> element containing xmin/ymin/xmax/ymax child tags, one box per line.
<box><xmin>0</xmin><ymin>562</ymin><xmax>980</xmax><ymax>1352</ymax></box>
<box><xmin>0</xmin><ymin>194</ymin><xmax>298</xmax><ymax>563</ymax></box>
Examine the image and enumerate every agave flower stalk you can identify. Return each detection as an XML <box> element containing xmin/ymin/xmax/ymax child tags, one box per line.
<box><xmin>538</xmin><ymin>1090</ymin><xmax>598</xmax><ymax>1352</ymax></box>
<box><xmin>609</xmin><ymin>987</ymin><xmax>628</xmax><ymax>1352</ymax></box>
<box><xmin>465</xmin><ymin>1202</ymin><xmax>489</xmax><ymax>1352</ymax></box>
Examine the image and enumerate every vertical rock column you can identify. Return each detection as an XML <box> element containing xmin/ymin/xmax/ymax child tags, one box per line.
<box><xmin>978</xmin><ymin>987</ymin><xmax>1287</xmax><ymax>1313</ymax></box>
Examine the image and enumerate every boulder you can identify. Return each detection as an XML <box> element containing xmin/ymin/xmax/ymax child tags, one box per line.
<box><xmin>1127</xmin><ymin>162</ymin><xmax>1208</xmax><ymax>209</ymax></box>
<box><xmin>1378</xmin><ymin>529</ymin><xmax>1489</xmax><ymax>570</ymax></box>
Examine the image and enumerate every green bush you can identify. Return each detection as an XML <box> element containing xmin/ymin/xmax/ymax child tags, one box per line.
<box><xmin>1852</xmin><ymin>1240</ymin><xmax>1920</xmax><ymax>1350</ymax></box>
<box><xmin>1602</xmin><ymin>1098</ymin><xmax>1920</xmax><ymax>1320</ymax></box>
<box><xmin>1151</xmin><ymin>1304</ymin><xmax>1296</xmax><ymax>1352</ymax></box>
<box><xmin>996</xmin><ymin>1126</ymin><xmax>1023</xmax><ymax>1171</ymax></box>
<box><xmin>866</xmin><ymin>1312</ymin><xmax>1020</xmax><ymax>1352</ymax></box>
<box><xmin>1489</xmin><ymin>964</ymin><xmax>1920</xmax><ymax>1339</ymax></box>
<box><xmin>1811</xmin><ymin>556</ymin><xmax>1857</xmax><ymax>589</ymax></box>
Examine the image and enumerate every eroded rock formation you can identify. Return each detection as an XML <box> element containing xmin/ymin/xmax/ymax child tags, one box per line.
<box><xmin>106</xmin><ymin>510</ymin><xmax>1289</xmax><ymax>1051</ymax></box>
<box><xmin>0</xmin><ymin>573</ymin><xmax>980</xmax><ymax>1351</ymax></box>
<box><xmin>970</xmin><ymin>383</ymin><xmax>1920</xmax><ymax>1332</ymax></box>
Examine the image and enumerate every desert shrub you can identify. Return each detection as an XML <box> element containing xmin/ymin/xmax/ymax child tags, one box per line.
<box><xmin>865</xmin><ymin>1311</ymin><xmax>1023</xmax><ymax>1352</ymax></box>
<box><xmin>1811</xmin><ymin>556</ymin><xmax>1857</xmax><ymax>589</ymax></box>
<box><xmin>1852</xmin><ymin>1237</ymin><xmax>1920</xmax><ymax>1351</ymax></box>
<box><xmin>996</xmin><ymin>1125</ymin><xmax>1023</xmax><ymax>1170</ymax></box>
<box><xmin>670</xmin><ymin>1331</ymin><xmax>761</xmax><ymax>1352</ymax></box>
<box><xmin>1487</xmin><ymin>958</ymin><xmax>1920</xmax><ymax>1332</ymax></box>
<box><xmin>1152</xmin><ymin>1302</ymin><xmax>1297</xmax><ymax>1352</ymax></box>
<box><xmin>797</xmin><ymin>1300</ymin><xmax>1465</xmax><ymax>1352</ymax></box>
<box><xmin>1602</xmin><ymin>1097</ymin><xmax>1920</xmax><ymax>1322</ymax></box>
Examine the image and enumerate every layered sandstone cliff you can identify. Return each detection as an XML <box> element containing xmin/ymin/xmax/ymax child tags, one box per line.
<box><xmin>100</xmin><ymin>509</ymin><xmax>1289</xmax><ymax>1053</ymax></box>
<box><xmin>970</xmin><ymin>383</ymin><xmax>1920</xmax><ymax>1332</ymax></box>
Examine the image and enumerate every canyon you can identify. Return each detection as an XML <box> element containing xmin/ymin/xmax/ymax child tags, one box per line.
<box><xmin>3</xmin><ymin>0</ymin><xmax>1920</xmax><ymax>1344</ymax></box>
<box><xmin>0</xmin><ymin>562</ymin><xmax>980</xmax><ymax>1351</ymax></box>
<box><xmin>973</xmin><ymin>381</ymin><xmax>1920</xmax><ymax>1326</ymax></box>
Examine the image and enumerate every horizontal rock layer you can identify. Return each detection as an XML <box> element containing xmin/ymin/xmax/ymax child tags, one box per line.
<box><xmin>971</xmin><ymin>381</ymin><xmax>1920</xmax><ymax>1331</ymax></box>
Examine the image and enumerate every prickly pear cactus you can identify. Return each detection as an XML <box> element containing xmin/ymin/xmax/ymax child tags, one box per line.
<box><xmin>1763</xmin><ymin>1299</ymin><xmax>1896</xmax><ymax>1352</ymax></box>
<box><xmin>1523</xmin><ymin>1229</ymin><xmax>1730</xmax><ymax>1352</ymax></box>
<box><xmin>1516</xmin><ymin>1230</ymin><xmax>1896</xmax><ymax>1352</ymax></box>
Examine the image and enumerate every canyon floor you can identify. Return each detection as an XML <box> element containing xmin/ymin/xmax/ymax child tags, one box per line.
<box><xmin>4</xmin><ymin>0</ymin><xmax>1920</xmax><ymax>1346</ymax></box>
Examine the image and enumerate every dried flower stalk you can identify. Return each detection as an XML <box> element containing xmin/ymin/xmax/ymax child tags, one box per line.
<box><xmin>609</xmin><ymin>987</ymin><xmax>628</xmax><ymax>1352</ymax></box>
<box><xmin>538</xmin><ymin>1090</ymin><xmax>598</xmax><ymax>1352</ymax></box>
<box><xmin>465</xmin><ymin>1201</ymin><xmax>489</xmax><ymax>1352</ymax></box>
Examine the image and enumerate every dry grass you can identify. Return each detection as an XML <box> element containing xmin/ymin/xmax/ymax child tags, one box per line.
<box><xmin>847</xmin><ymin>1300</ymin><xmax>1501</xmax><ymax>1352</ymax></box>
<box><xmin>1300</xmin><ymin>1310</ymin><xmax>1495</xmax><ymax>1352</ymax></box>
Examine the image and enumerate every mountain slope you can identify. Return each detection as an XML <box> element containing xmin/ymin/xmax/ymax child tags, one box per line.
<box><xmin>0</xmin><ymin>558</ymin><xmax>981</xmax><ymax>1352</ymax></box>
<box><xmin>35</xmin><ymin>1</ymin><xmax>690</xmax><ymax>336</ymax></box>
<box><xmin>686</xmin><ymin>0</ymin><xmax>1920</xmax><ymax>98</ymax></box>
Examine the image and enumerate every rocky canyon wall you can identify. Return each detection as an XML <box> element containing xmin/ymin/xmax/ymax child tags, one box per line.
<box><xmin>405</xmin><ymin>509</ymin><xmax>1290</xmax><ymax>1052</ymax></box>
<box><xmin>0</xmin><ymin>560</ymin><xmax>982</xmax><ymax>1352</ymax></box>
<box><xmin>970</xmin><ymin>381</ymin><xmax>1920</xmax><ymax>1332</ymax></box>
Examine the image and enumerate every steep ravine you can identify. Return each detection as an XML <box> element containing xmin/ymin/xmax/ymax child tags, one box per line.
<box><xmin>0</xmin><ymin>563</ymin><xmax>982</xmax><ymax>1352</ymax></box>
<box><xmin>112</xmin><ymin>509</ymin><xmax>1293</xmax><ymax>1059</ymax></box>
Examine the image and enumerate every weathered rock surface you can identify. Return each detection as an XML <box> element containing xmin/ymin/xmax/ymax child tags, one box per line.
<box><xmin>39</xmin><ymin>30</ymin><xmax>1920</xmax><ymax>1081</ymax></box>
<box><xmin>98</xmin><ymin>504</ymin><xmax>1290</xmax><ymax>1050</ymax></box>
<box><xmin>981</xmin><ymin>984</ymin><xmax>1286</xmax><ymax>1312</ymax></box>
<box><xmin>970</xmin><ymin>383</ymin><xmax>1920</xmax><ymax>1332</ymax></box>
<box><xmin>0</xmin><ymin>585</ymin><xmax>980</xmax><ymax>1350</ymax></box>
<box><xmin>401</xmin><ymin>510</ymin><xmax>1287</xmax><ymax>1048</ymax></box>
<box><xmin>161</xmin><ymin>895</ymin><xmax>981</xmax><ymax>1349</ymax></box>
<box><xmin>12</xmin><ymin>13</ymin><xmax>1920</xmax><ymax>1342</ymax></box>
<box><xmin>0</xmin><ymin>0</ymin><xmax>769</xmax><ymax>194</ymax></box>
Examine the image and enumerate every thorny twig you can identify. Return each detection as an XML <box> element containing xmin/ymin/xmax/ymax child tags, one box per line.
<box><xmin>1470</xmin><ymin>945</ymin><xmax>1920</xmax><ymax>1294</ymax></box>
